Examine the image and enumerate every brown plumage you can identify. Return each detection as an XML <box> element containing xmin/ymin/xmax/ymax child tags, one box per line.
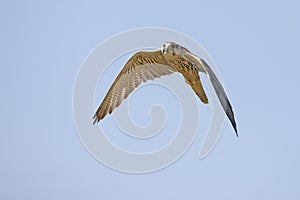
<box><xmin>166</xmin><ymin>54</ymin><xmax>208</xmax><ymax>104</ymax></box>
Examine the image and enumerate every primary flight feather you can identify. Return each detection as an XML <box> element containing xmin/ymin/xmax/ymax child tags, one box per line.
<box><xmin>93</xmin><ymin>42</ymin><xmax>238</xmax><ymax>136</ymax></box>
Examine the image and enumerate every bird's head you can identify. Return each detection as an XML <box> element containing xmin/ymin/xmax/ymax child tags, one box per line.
<box><xmin>161</xmin><ymin>42</ymin><xmax>173</xmax><ymax>55</ymax></box>
<box><xmin>161</xmin><ymin>42</ymin><xmax>189</xmax><ymax>56</ymax></box>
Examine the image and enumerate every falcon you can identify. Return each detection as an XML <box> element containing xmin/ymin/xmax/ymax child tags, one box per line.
<box><xmin>93</xmin><ymin>42</ymin><xmax>238</xmax><ymax>136</ymax></box>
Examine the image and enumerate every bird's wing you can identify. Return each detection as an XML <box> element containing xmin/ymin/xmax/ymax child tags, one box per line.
<box><xmin>184</xmin><ymin>52</ymin><xmax>238</xmax><ymax>136</ymax></box>
<box><xmin>93</xmin><ymin>50</ymin><xmax>176</xmax><ymax>124</ymax></box>
<box><xmin>170</xmin><ymin>56</ymin><xmax>208</xmax><ymax>104</ymax></box>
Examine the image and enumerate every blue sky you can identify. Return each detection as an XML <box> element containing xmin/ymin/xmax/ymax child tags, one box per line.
<box><xmin>1</xmin><ymin>0</ymin><xmax>300</xmax><ymax>199</ymax></box>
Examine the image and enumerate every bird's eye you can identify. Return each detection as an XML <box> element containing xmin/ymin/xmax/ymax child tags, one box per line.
<box><xmin>163</xmin><ymin>44</ymin><xmax>165</xmax><ymax>48</ymax></box>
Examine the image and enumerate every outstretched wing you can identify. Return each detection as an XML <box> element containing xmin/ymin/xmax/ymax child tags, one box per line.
<box><xmin>93</xmin><ymin>50</ymin><xmax>176</xmax><ymax>124</ymax></box>
<box><xmin>201</xmin><ymin>59</ymin><xmax>238</xmax><ymax>136</ymax></box>
<box><xmin>183</xmin><ymin>52</ymin><xmax>238</xmax><ymax>136</ymax></box>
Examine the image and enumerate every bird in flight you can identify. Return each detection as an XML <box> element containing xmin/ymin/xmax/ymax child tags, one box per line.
<box><xmin>93</xmin><ymin>42</ymin><xmax>238</xmax><ymax>136</ymax></box>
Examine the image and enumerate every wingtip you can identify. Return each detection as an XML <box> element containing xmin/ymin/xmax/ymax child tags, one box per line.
<box><xmin>231</xmin><ymin>120</ymin><xmax>238</xmax><ymax>137</ymax></box>
<box><xmin>92</xmin><ymin>114</ymin><xmax>99</xmax><ymax>125</ymax></box>
<box><xmin>227</xmin><ymin>110</ymin><xmax>238</xmax><ymax>137</ymax></box>
<box><xmin>235</xmin><ymin>128</ymin><xmax>238</xmax><ymax>137</ymax></box>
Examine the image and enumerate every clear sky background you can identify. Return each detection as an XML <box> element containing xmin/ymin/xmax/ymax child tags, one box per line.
<box><xmin>1</xmin><ymin>0</ymin><xmax>300</xmax><ymax>199</ymax></box>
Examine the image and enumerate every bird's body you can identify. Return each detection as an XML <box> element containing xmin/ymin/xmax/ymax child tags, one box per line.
<box><xmin>93</xmin><ymin>42</ymin><xmax>238</xmax><ymax>136</ymax></box>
